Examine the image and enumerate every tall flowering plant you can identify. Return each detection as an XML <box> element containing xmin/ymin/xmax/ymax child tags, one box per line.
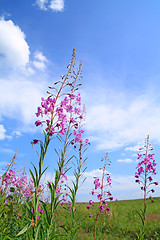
<box><xmin>60</xmin><ymin>106</ymin><xmax>90</xmax><ymax>240</ymax></box>
<box><xmin>17</xmin><ymin>49</ymin><xmax>87</xmax><ymax>239</ymax></box>
<box><xmin>135</xmin><ymin>135</ymin><xmax>158</xmax><ymax>236</ymax></box>
<box><xmin>86</xmin><ymin>153</ymin><xmax>113</xmax><ymax>240</ymax></box>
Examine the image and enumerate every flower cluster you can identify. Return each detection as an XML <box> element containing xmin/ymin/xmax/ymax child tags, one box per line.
<box><xmin>87</xmin><ymin>175</ymin><xmax>113</xmax><ymax>217</ymax></box>
<box><xmin>34</xmin><ymin>92</ymin><xmax>83</xmax><ymax>137</ymax></box>
<box><xmin>31</xmin><ymin>204</ymin><xmax>44</xmax><ymax>221</ymax></box>
<box><xmin>0</xmin><ymin>168</ymin><xmax>43</xmax><ymax>201</ymax></box>
<box><xmin>135</xmin><ymin>137</ymin><xmax>158</xmax><ymax>197</ymax></box>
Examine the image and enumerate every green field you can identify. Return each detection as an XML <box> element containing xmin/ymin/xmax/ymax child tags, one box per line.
<box><xmin>66</xmin><ymin>198</ymin><xmax>160</xmax><ymax>239</ymax></box>
<box><xmin>1</xmin><ymin>197</ymin><xmax>160</xmax><ymax>240</ymax></box>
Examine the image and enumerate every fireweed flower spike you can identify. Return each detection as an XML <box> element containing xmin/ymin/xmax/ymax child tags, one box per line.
<box><xmin>87</xmin><ymin>153</ymin><xmax>113</xmax><ymax>240</ymax></box>
<box><xmin>135</xmin><ymin>135</ymin><xmax>158</xmax><ymax>235</ymax></box>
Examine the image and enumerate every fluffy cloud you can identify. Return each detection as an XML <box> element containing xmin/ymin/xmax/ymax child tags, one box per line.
<box><xmin>117</xmin><ymin>158</ymin><xmax>133</xmax><ymax>163</ymax></box>
<box><xmin>0</xmin><ymin>18</ymin><xmax>49</xmax><ymax>127</ymax></box>
<box><xmin>0</xmin><ymin>125</ymin><xmax>6</xmax><ymax>140</ymax></box>
<box><xmin>125</xmin><ymin>145</ymin><xmax>142</xmax><ymax>152</ymax></box>
<box><xmin>33</xmin><ymin>51</ymin><xmax>48</xmax><ymax>70</ymax></box>
<box><xmin>50</xmin><ymin>0</ymin><xmax>64</xmax><ymax>11</ymax></box>
<box><xmin>0</xmin><ymin>78</ymin><xmax>46</xmax><ymax>125</ymax></box>
<box><xmin>0</xmin><ymin>18</ymin><xmax>30</xmax><ymax>69</ymax></box>
<box><xmin>85</xmin><ymin>89</ymin><xmax>160</xmax><ymax>150</ymax></box>
<box><xmin>36</xmin><ymin>0</ymin><xmax>64</xmax><ymax>12</ymax></box>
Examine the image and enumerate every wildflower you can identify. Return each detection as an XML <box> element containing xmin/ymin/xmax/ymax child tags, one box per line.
<box><xmin>35</xmin><ymin>120</ymin><xmax>42</xmax><ymax>126</ymax></box>
<box><xmin>89</xmin><ymin>200</ymin><xmax>94</xmax><ymax>205</ymax></box>
<box><xmin>135</xmin><ymin>136</ymin><xmax>158</xmax><ymax>232</ymax></box>
<box><xmin>148</xmin><ymin>176</ymin><xmax>153</xmax><ymax>182</ymax></box>
<box><xmin>138</xmin><ymin>154</ymin><xmax>142</xmax><ymax>159</ymax></box>
<box><xmin>97</xmin><ymin>193</ymin><xmax>103</xmax><ymax>200</ymax></box>
<box><xmin>91</xmin><ymin>189</ymin><xmax>95</xmax><ymax>195</ymax></box>
<box><xmin>32</xmin><ymin>139</ymin><xmax>39</xmax><ymax>144</ymax></box>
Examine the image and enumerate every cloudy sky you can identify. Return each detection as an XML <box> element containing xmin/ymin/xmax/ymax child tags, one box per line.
<box><xmin>1</xmin><ymin>0</ymin><xmax>160</xmax><ymax>201</ymax></box>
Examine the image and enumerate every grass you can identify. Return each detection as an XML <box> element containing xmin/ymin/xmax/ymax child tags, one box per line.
<box><xmin>55</xmin><ymin>197</ymin><xmax>160</xmax><ymax>239</ymax></box>
<box><xmin>1</xmin><ymin>197</ymin><xmax>160</xmax><ymax>239</ymax></box>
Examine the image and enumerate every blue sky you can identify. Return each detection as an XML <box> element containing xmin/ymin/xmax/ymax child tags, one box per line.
<box><xmin>1</xmin><ymin>0</ymin><xmax>160</xmax><ymax>201</ymax></box>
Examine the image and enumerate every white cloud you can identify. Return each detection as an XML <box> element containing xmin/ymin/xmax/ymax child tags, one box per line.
<box><xmin>34</xmin><ymin>51</ymin><xmax>47</xmax><ymax>62</ymax></box>
<box><xmin>33</xmin><ymin>51</ymin><xmax>48</xmax><ymax>70</ymax></box>
<box><xmin>36</xmin><ymin>0</ymin><xmax>64</xmax><ymax>12</ymax></box>
<box><xmin>50</xmin><ymin>0</ymin><xmax>64</xmax><ymax>11</ymax></box>
<box><xmin>0</xmin><ymin>125</ymin><xmax>6</xmax><ymax>140</ymax></box>
<box><xmin>125</xmin><ymin>145</ymin><xmax>142</xmax><ymax>152</ymax></box>
<box><xmin>0</xmin><ymin>19</ymin><xmax>49</xmax><ymax>129</ymax></box>
<box><xmin>11</xmin><ymin>130</ymin><xmax>22</xmax><ymax>137</ymax></box>
<box><xmin>85</xmin><ymin>90</ymin><xmax>160</xmax><ymax>150</ymax></box>
<box><xmin>35</xmin><ymin>0</ymin><xmax>48</xmax><ymax>10</ymax></box>
<box><xmin>0</xmin><ymin>19</ymin><xmax>30</xmax><ymax>69</ymax></box>
<box><xmin>117</xmin><ymin>158</ymin><xmax>133</xmax><ymax>163</ymax></box>
<box><xmin>83</xmin><ymin>169</ymin><xmax>110</xmax><ymax>178</ymax></box>
<box><xmin>0</xmin><ymin>78</ymin><xmax>46</xmax><ymax>125</ymax></box>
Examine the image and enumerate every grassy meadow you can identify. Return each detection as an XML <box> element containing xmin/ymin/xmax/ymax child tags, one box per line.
<box><xmin>69</xmin><ymin>198</ymin><xmax>160</xmax><ymax>239</ymax></box>
<box><xmin>1</xmin><ymin>197</ymin><xmax>160</xmax><ymax>240</ymax></box>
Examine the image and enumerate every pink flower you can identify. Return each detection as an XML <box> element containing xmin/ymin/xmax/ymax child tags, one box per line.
<box><xmin>76</xmin><ymin>93</ymin><xmax>81</xmax><ymax>105</ymax></box>
<box><xmin>32</xmin><ymin>139</ymin><xmax>38</xmax><ymax>144</ymax></box>
<box><xmin>137</xmin><ymin>154</ymin><xmax>142</xmax><ymax>159</ymax></box>
<box><xmin>91</xmin><ymin>189</ymin><xmax>95</xmax><ymax>195</ymax></box>
<box><xmin>35</xmin><ymin>120</ymin><xmax>42</xmax><ymax>126</ymax></box>
<box><xmin>89</xmin><ymin>200</ymin><xmax>94</xmax><ymax>205</ymax></box>
<box><xmin>69</xmin><ymin>93</ymin><xmax>76</xmax><ymax>99</ymax></box>
<box><xmin>85</xmin><ymin>139</ymin><xmax>89</xmax><ymax>143</ymax></box>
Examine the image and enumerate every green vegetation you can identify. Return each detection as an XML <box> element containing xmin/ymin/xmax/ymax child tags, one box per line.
<box><xmin>1</xmin><ymin>198</ymin><xmax>160</xmax><ymax>239</ymax></box>
<box><xmin>70</xmin><ymin>198</ymin><xmax>160</xmax><ymax>240</ymax></box>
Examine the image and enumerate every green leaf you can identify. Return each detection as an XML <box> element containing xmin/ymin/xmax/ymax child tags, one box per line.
<box><xmin>60</xmin><ymin>225</ymin><xmax>69</xmax><ymax>233</ymax></box>
<box><xmin>4</xmin><ymin>236</ymin><xmax>14</xmax><ymax>240</ymax></box>
<box><xmin>29</xmin><ymin>169</ymin><xmax>36</xmax><ymax>187</ymax></box>
<box><xmin>32</xmin><ymin>163</ymin><xmax>38</xmax><ymax>182</ymax></box>
<box><xmin>16</xmin><ymin>223</ymin><xmax>31</xmax><ymax>236</ymax></box>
